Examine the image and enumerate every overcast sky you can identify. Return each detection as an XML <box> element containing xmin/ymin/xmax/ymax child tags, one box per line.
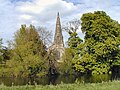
<box><xmin>0</xmin><ymin>0</ymin><xmax>120</xmax><ymax>46</ymax></box>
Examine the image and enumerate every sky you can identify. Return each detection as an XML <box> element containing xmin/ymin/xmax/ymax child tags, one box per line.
<box><xmin>0</xmin><ymin>0</ymin><xmax>120</xmax><ymax>46</ymax></box>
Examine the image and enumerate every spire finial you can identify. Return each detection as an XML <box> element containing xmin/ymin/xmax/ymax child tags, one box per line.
<box><xmin>57</xmin><ymin>12</ymin><xmax>59</xmax><ymax>17</ymax></box>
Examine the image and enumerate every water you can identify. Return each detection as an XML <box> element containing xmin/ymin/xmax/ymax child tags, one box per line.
<box><xmin>0</xmin><ymin>74</ymin><xmax>120</xmax><ymax>86</ymax></box>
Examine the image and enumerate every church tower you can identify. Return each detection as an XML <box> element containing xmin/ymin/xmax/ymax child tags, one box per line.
<box><xmin>48</xmin><ymin>12</ymin><xmax>64</xmax><ymax>62</ymax></box>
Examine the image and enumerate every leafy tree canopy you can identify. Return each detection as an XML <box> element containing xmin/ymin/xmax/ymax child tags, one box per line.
<box><xmin>1</xmin><ymin>25</ymin><xmax>48</xmax><ymax>77</ymax></box>
<box><xmin>73</xmin><ymin>11</ymin><xmax>120</xmax><ymax>74</ymax></box>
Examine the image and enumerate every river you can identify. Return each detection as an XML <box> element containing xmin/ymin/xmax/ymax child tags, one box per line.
<box><xmin>0</xmin><ymin>73</ymin><xmax>120</xmax><ymax>86</ymax></box>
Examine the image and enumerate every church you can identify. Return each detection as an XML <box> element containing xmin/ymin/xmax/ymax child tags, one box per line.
<box><xmin>48</xmin><ymin>12</ymin><xmax>65</xmax><ymax>62</ymax></box>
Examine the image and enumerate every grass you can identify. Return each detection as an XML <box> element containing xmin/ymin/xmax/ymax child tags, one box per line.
<box><xmin>0</xmin><ymin>80</ymin><xmax>120</xmax><ymax>90</ymax></box>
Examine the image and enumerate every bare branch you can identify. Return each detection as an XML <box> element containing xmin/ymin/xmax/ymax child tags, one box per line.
<box><xmin>62</xmin><ymin>19</ymin><xmax>81</xmax><ymax>33</ymax></box>
<box><xmin>37</xmin><ymin>27</ymin><xmax>53</xmax><ymax>47</ymax></box>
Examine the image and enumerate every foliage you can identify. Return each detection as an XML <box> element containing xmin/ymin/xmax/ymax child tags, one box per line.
<box><xmin>62</xmin><ymin>19</ymin><xmax>83</xmax><ymax>49</ymax></box>
<box><xmin>1</xmin><ymin>11</ymin><xmax>120</xmax><ymax>76</ymax></box>
<box><xmin>0</xmin><ymin>39</ymin><xmax>3</xmax><ymax>62</ymax></box>
<box><xmin>0</xmin><ymin>39</ymin><xmax>10</xmax><ymax>64</ymax></box>
<box><xmin>0</xmin><ymin>25</ymin><xmax>48</xmax><ymax>77</ymax></box>
<box><xmin>59</xmin><ymin>48</ymin><xmax>75</xmax><ymax>74</ymax></box>
<box><xmin>68</xmin><ymin>31</ymin><xmax>83</xmax><ymax>49</ymax></box>
<box><xmin>0</xmin><ymin>39</ymin><xmax>2</xmax><ymax>48</ymax></box>
<box><xmin>73</xmin><ymin>11</ymin><xmax>120</xmax><ymax>74</ymax></box>
<box><xmin>60</xmin><ymin>19</ymin><xmax>83</xmax><ymax>75</ymax></box>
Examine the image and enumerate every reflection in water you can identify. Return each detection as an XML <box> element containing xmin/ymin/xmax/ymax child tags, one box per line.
<box><xmin>0</xmin><ymin>74</ymin><xmax>120</xmax><ymax>86</ymax></box>
<box><xmin>48</xmin><ymin>75</ymin><xmax>58</xmax><ymax>85</ymax></box>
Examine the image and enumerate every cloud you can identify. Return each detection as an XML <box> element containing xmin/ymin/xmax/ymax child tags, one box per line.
<box><xmin>1</xmin><ymin>0</ymin><xmax>120</xmax><ymax>46</ymax></box>
<box><xmin>0</xmin><ymin>0</ymin><xmax>77</xmax><ymax>45</ymax></box>
<box><xmin>16</xmin><ymin>0</ymin><xmax>77</xmax><ymax>23</ymax></box>
<box><xmin>0</xmin><ymin>0</ymin><xmax>18</xmax><ymax>44</ymax></box>
<box><xmin>63</xmin><ymin>0</ymin><xmax>120</xmax><ymax>40</ymax></box>
<box><xmin>20</xmin><ymin>14</ymin><xmax>32</xmax><ymax>20</ymax></box>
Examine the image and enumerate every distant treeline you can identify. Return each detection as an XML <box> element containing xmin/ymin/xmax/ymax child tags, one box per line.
<box><xmin>0</xmin><ymin>11</ymin><xmax>120</xmax><ymax>77</ymax></box>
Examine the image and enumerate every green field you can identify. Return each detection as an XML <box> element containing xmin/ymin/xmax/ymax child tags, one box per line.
<box><xmin>0</xmin><ymin>80</ymin><xmax>120</xmax><ymax>90</ymax></box>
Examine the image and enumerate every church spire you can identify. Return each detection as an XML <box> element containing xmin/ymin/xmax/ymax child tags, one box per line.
<box><xmin>48</xmin><ymin>12</ymin><xmax>65</xmax><ymax>62</ymax></box>
<box><xmin>54</xmin><ymin>12</ymin><xmax>64</xmax><ymax>47</ymax></box>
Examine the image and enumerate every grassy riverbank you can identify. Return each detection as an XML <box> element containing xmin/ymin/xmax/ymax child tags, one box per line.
<box><xmin>0</xmin><ymin>80</ymin><xmax>120</xmax><ymax>90</ymax></box>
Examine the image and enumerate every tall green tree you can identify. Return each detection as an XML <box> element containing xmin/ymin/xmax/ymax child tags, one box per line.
<box><xmin>2</xmin><ymin>25</ymin><xmax>48</xmax><ymax>77</ymax></box>
<box><xmin>73</xmin><ymin>11</ymin><xmax>120</xmax><ymax>74</ymax></box>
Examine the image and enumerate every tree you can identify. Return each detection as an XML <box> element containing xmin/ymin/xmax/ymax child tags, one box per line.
<box><xmin>68</xmin><ymin>31</ymin><xmax>83</xmax><ymax>49</ymax></box>
<box><xmin>2</xmin><ymin>25</ymin><xmax>48</xmax><ymax>77</ymax></box>
<box><xmin>0</xmin><ymin>39</ymin><xmax>10</xmax><ymax>63</ymax></box>
<box><xmin>0</xmin><ymin>39</ymin><xmax>3</xmax><ymax>63</ymax></box>
<box><xmin>73</xmin><ymin>11</ymin><xmax>120</xmax><ymax>74</ymax></box>
<box><xmin>62</xmin><ymin>19</ymin><xmax>81</xmax><ymax>33</ymax></box>
<box><xmin>37</xmin><ymin>27</ymin><xmax>53</xmax><ymax>47</ymax></box>
<box><xmin>59</xmin><ymin>48</ymin><xmax>75</xmax><ymax>74</ymax></box>
<box><xmin>63</xmin><ymin>19</ymin><xmax>83</xmax><ymax>49</ymax></box>
<box><xmin>60</xmin><ymin>19</ymin><xmax>83</xmax><ymax>74</ymax></box>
